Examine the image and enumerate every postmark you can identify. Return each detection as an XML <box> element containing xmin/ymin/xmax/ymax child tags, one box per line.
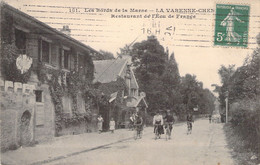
<box><xmin>214</xmin><ymin>4</ymin><xmax>250</xmax><ymax>48</ymax></box>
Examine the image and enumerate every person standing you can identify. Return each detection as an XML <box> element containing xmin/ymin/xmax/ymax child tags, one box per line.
<box><xmin>109</xmin><ymin>117</ymin><xmax>115</xmax><ymax>133</ymax></box>
<box><xmin>97</xmin><ymin>114</ymin><xmax>104</xmax><ymax>134</ymax></box>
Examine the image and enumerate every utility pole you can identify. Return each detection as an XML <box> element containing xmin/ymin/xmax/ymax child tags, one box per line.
<box><xmin>225</xmin><ymin>91</ymin><xmax>229</xmax><ymax>123</ymax></box>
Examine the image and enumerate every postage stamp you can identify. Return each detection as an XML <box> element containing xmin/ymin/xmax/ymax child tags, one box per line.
<box><xmin>214</xmin><ymin>4</ymin><xmax>250</xmax><ymax>48</ymax></box>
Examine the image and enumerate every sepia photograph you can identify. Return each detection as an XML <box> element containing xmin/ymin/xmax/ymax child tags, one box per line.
<box><xmin>0</xmin><ymin>0</ymin><xmax>259</xmax><ymax>164</ymax></box>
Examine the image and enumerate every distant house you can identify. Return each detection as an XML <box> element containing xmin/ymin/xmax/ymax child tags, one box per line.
<box><xmin>93</xmin><ymin>56</ymin><xmax>148</xmax><ymax>129</ymax></box>
<box><xmin>0</xmin><ymin>2</ymin><xmax>100</xmax><ymax>151</ymax></box>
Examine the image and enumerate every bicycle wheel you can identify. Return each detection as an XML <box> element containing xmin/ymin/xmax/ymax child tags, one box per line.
<box><xmin>134</xmin><ymin>128</ymin><xmax>137</xmax><ymax>140</ymax></box>
<box><xmin>166</xmin><ymin>127</ymin><xmax>170</xmax><ymax>140</ymax></box>
<box><xmin>155</xmin><ymin>127</ymin><xmax>158</xmax><ymax>140</ymax></box>
<box><xmin>139</xmin><ymin>130</ymin><xmax>142</xmax><ymax>139</ymax></box>
<box><xmin>187</xmin><ymin>123</ymin><xmax>191</xmax><ymax>134</ymax></box>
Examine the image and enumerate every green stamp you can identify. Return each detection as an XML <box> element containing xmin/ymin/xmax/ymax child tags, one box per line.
<box><xmin>214</xmin><ymin>4</ymin><xmax>250</xmax><ymax>47</ymax></box>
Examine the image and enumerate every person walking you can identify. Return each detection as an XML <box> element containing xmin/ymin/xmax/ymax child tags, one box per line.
<box><xmin>220</xmin><ymin>7</ymin><xmax>244</xmax><ymax>45</ymax></box>
<box><xmin>97</xmin><ymin>114</ymin><xmax>104</xmax><ymax>134</ymax></box>
<box><xmin>109</xmin><ymin>117</ymin><xmax>115</xmax><ymax>133</ymax></box>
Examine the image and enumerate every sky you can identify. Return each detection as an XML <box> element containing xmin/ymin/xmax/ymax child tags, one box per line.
<box><xmin>4</xmin><ymin>0</ymin><xmax>260</xmax><ymax>92</ymax></box>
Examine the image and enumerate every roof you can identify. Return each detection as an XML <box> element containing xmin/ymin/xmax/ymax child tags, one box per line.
<box><xmin>126</xmin><ymin>96</ymin><xmax>148</xmax><ymax>108</ymax></box>
<box><xmin>1</xmin><ymin>2</ymin><xmax>100</xmax><ymax>55</ymax></box>
<box><xmin>130</xmin><ymin>69</ymin><xmax>139</xmax><ymax>89</ymax></box>
<box><xmin>93</xmin><ymin>58</ymin><xmax>128</xmax><ymax>83</ymax></box>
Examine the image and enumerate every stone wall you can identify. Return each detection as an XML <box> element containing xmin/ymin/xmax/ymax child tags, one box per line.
<box><xmin>0</xmin><ymin>80</ymin><xmax>36</xmax><ymax>152</ymax></box>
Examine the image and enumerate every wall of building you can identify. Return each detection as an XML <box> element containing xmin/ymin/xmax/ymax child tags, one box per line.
<box><xmin>0</xmin><ymin>80</ymin><xmax>36</xmax><ymax>152</ymax></box>
<box><xmin>0</xmin><ymin>4</ymin><xmax>102</xmax><ymax>152</ymax></box>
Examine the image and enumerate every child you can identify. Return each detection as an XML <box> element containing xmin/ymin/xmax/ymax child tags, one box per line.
<box><xmin>109</xmin><ymin>118</ymin><xmax>115</xmax><ymax>133</ymax></box>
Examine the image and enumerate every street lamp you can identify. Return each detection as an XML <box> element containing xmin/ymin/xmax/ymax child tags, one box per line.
<box><xmin>224</xmin><ymin>91</ymin><xmax>229</xmax><ymax>123</ymax></box>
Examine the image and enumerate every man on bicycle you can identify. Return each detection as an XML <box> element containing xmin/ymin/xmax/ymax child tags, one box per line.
<box><xmin>153</xmin><ymin>111</ymin><xmax>164</xmax><ymax>138</ymax></box>
<box><xmin>164</xmin><ymin>110</ymin><xmax>175</xmax><ymax>139</ymax></box>
<box><xmin>186</xmin><ymin>112</ymin><xmax>194</xmax><ymax>134</ymax></box>
<box><xmin>129</xmin><ymin>113</ymin><xmax>135</xmax><ymax>130</ymax></box>
<box><xmin>134</xmin><ymin>113</ymin><xmax>143</xmax><ymax>138</ymax></box>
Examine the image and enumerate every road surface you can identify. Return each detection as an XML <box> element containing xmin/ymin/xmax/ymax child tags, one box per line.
<box><xmin>46</xmin><ymin>119</ymin><xmax>234</xmax><ymax>165</ymax></box>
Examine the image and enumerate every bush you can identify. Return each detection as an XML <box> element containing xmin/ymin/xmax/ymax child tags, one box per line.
<box><xmin>230</xmin><ymin>100</ymin><xmax>260</xmax><ymax>154</ymax></box>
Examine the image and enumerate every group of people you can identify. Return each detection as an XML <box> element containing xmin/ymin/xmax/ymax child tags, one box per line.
<box><xmin>98</xmin><ymin>112</ymin><xmax>144</xmax><ymax>135</ymax></box>
<box><xmin>97</xmin><ymin>110</ymin><xmax>194</xmax><ymax>137</ymax></box>
<box><xmin>153</xmin><ymin>110</ymin><xmax>175</xmax><ymax>139</ymax></box>
<box><xmin>97</xmin><ymin>115</ymin><xmax>116</xmax><ymax>134</ymax></box>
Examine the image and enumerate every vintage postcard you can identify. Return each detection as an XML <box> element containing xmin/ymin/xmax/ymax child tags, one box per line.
<box><xmin>0</xmin><ymin>0</ymin><xmax>259</xmax><ymax>165</ymax></box>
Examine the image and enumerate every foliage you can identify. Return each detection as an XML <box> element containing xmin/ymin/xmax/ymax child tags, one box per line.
<box><xmin>1</xmin><ymin>12</ymin><xmax>32</xmax><ymax>83</ymax></box>
<box><xmin>117</xmin><ymin>44</ymin><xmax>132</xmax><ymax>56</ymax></box>
<box><xmin>1</xmin><ymin>43</ymin><xmax>32</xmax><ymax>83</ymax></box>
<box><xmin>131</xmin><ymin>36</ymin><xmax>167</xmax><ymax>112</ymax></box>
<box><xmin>229</xmin><ymin>100</ymin><xmax>260</xmax><ymax>154</ymax></box>
<box><xmin>217</xmin><ymin>33</ymin><xmax>260</xmax><ymax>156</ymax></box>
<box><xmin>92</xmin><ymin>50</ymin><xmax>115</xmax><ymax>60</ymax></box>
<box><xmin>99</xmin><ymin>50</ymin><xmax>115</xmax><ymax>60</ymax></box>
<box><xmin>129</xmin><ymin>36</ymin><xmax>215</xmax><ymax>117</ymax></box>
<box><xmin>180</xmin><ymin>74</ymin><xmax>215</xmax><ymax>116</ymax></box>
<box><xmin>216</xmin><ymin>35</ymin><xmax>260</xmax><ymax>108</ymax></box>
<box><xmin>224</xmin><ymin>123</ymin><xmax>259</xmax><ymax>165</ymax></box>
<box><xmin>35</xmin><ymin>56</ymin><xmax>94</xmax><ymax>134</ymax></box>
<box><xmin>84</xmin><ymin>54</ymin><xmax>95</xmax><ymax>82</ymax></box>
<box><xmin>48</xmin><ymin>70</ymin><xmax>65</xmax><ymax>135</ymax></box>
<box><xmin>216</xmin><ymin>65</ymin><xmax>236</xmax><ymax>109</ymax></box>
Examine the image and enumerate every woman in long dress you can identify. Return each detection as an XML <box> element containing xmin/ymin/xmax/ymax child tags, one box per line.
<box><xmin>153</xmin><ymin>111</ymin><xmax>164</xmax><ymax>137</ymax></box>
<box><xmin>221</xmin><ymin>7</ymin><xmax>244</xmax><ymax>44</ymax></box>
<box><xmin>109</xmin><ymin>118</ymin><xmax>115</xmax><ymax>133</ymax></box>
<box><xmin>97</xmin><ymin>115</ymin><xmax>104</xmax><ymax>134</ymax></box>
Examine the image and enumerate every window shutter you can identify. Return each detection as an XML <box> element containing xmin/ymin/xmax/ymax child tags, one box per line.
<box><xmin>51</xmin><ymin>45</ymin><xmax>58</xmax><ymax>66</ymax></box>
<box><xmin>38</xmin><ymin>39</ymin><xmax>42</xmax><ymax>62</ymax></box>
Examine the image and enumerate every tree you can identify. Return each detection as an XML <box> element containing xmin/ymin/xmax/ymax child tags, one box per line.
<box><xmin>117</xmin><ymin>44</ymin><xmax>131</xmax><ymax>56</ymax></box>
<box><xmin>123</xmin><ymin>35</ymin><xmax>215</xmax><ymax>118</ymax></box>
<box><xmin>93</xmin><ymin>50</ymin><xmax>115</xmax><ymax>60</ymax></box>
<box><xmin>217</xmin><ymin>65</ymin><xmax>236</xmax><ymax>110</ymax></box>
<box><xmin>131</xmin><ymin>36</ymin><xmax>168</xmax><ymax>112</ymax></box>
<box><xmin>161</xmin><ymin>52</ymin><xmax>182</xmax><ymax>110</ymax></box>
<box><xmin>180</xmin><ymin>74</ymin><xmax>215</xmax><ymax>115</ymax></box>
<box><xmin>217</xmin><ymin>33</ymin><xmax>260</xmax><ymax>154</ymax></box>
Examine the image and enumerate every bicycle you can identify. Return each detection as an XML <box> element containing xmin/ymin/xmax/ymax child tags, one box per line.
<box><xmin>187</xmin><ymin>121</ymin><xmax>192</xmax><ymax>135</ymax></box>
<box><xmin>128</xmin><ymin>121</ymin><xmax>134</xmax><ymax>131</ymax></box>
<box><xmin>165</xmin><ymin>122</ymin><xmax>173</xmax><ymax>140</ymax></box>
<box><xmin>154</xmin><ymin>124</ymin><xmax>160</xmax><ymax>140</ymax></box>
<box><xmin>133</xmin><ymin>124</ymin><xmax>142</xmax><ymax>140</ymax></box>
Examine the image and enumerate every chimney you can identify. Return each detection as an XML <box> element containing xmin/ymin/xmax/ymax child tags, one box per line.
<box><xmin>60</xmin><ymin>25</ymin><xmax>71</xmax><ymax>36</ymax></box>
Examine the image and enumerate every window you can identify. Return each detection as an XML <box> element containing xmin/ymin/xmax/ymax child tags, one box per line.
<box><xmin>131</xmin><ymin>89</ymin><xmax>136</xmax><ymax>96</ymax></box>
<box><xmin>59</xmin><ymin>48</ymin><xmax>62</xmax><ymax>68</ymax></box>
<box><xmin>34</xmin><ymin>90</ymin><xmax>43</xmax><ymax>103</ymax></box>
<box><xmin>42</xmin><ymin>40</ymin><xmax>50</xmax><ymax>63</ymax></box>
<box><xmin>64</xmin><ymin>50</ymin><xmax>70</xmax><ymax>69</ymax></box>
<box><xmin>78</xmin><ymin>54</ymin><xmax>84</xmax><ymax>74</ymax></box>
<box><xmin>15</xmin><ymin>29</ymin><xmax>26</xmax><ymax>54</ymax></box>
